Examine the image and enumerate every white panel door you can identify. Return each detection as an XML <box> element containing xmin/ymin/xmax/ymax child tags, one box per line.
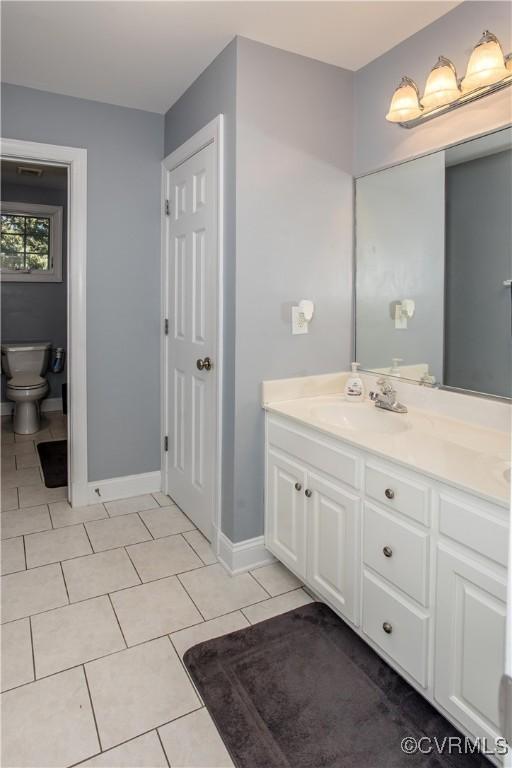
<box><xmin>435</xmin><ymin>545</ymin><xmax>507</xmax><ymax>743</ymax></box>
<box><xmin>307</xmin><ymin>470</ymin><xmax>360</xmax><ymax>624</ymax></box>
<box><xmin>266</xmin><ymin>449</ymin><xmax>307</xmax><ymax>578</ymax></box>
<box><xmin>165</xmin><ymin>142</ymin><xmax>217</xmax><ymax>541</ymax></box>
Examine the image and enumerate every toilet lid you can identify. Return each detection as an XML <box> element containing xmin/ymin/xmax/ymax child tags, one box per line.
<box><xmin>8</xmin><ymin>374</ymin><xmax>46</xmax><ymax>389</ymax></box>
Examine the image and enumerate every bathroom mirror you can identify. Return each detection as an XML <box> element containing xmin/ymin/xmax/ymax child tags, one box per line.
<box><xmin>355</xmin><ymin>126</ymin><xmax>512</xmax><ymax>400</ymax></box>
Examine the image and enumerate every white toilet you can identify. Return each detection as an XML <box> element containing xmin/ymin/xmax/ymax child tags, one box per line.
<box><xmin>1</xmin><ymin>342</ymin><xmax>51</xmax><ymax>434</ymax></box>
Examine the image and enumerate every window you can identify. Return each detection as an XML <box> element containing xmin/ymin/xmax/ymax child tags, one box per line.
<box><xmin>0</xmin><ymin>202</ymin><xmax>63</xmax><ymax>282</ymax></box>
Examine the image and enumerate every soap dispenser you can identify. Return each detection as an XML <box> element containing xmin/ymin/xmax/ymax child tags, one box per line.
<box><xmin>344</xmin><ymin>363</ymin><xmax>365</xmax><ymax>402</ymax></box>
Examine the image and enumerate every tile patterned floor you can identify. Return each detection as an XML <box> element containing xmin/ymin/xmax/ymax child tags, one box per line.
<box><xmin>1</xmin><ymin>412</ymin><xmax>312</xmax><ymax>767</ymax></box>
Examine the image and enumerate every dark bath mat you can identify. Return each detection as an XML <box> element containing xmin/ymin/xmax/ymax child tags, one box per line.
<box><xmin>184</xmin><ymin>602</ymin><xmax>488</xmax><ymax>768</ymax></box>
<box><xmin>37</xmin><ymin>440</ymin><xmax>67</xmax><ymax>488</ymax></box>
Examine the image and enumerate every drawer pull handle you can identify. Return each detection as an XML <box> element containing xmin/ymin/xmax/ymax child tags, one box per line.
<box><xmin>385</xmin><ymin>488</ymin><xmax>395</xmax><ymax>500</ymax></box>
<box><xmin>305</xmin><ymin>489</ymin><xmax>313</xmax><ymax>498</ymax></box>
<box><xmin>383</xmin><ymin>545</ymin><xmax>393</xmax><ymax>558</ymax></box>
<box><xmin>294</xmin><ymin>482</ymin><xmax>302</xmax><ymax>492</ymax></box>
<box><xmin>382</xmin><ymin>622</ymin><xmax>393</xmax><ymax>634</ymax></box>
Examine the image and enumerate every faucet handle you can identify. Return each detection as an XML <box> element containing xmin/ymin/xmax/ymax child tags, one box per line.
<box><xmin>377</xmin><ymin>377</ymin><xmax>395</xmax><ymax>395</ymax></box>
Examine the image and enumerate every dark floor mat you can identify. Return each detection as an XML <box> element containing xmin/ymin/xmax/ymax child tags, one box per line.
<box><xmin>37</xmin><ymin>440</ymin><xmax>67</xmax><ymax>488</ymax></box>
<box><xmin>184</xmin><ymin>602</ymin><xmax>488</xmax><ymax>768</ymax></box>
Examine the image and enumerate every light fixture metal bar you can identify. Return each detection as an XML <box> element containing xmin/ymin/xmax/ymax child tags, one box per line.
<box><xmin>398</xmin><ymin>74</ymin><xmax>512</xmax><ymax>129</ymax></box>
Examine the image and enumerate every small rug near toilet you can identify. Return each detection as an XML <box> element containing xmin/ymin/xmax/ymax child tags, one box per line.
<box><xmin>184</xmin><ymin>602</ymin><xmax>488</xmax><ymax>768</ymax></box>
<box><xmin>37</xmin><ymin>440</ymin><xmax>67</xmax><ymax>488</ymax></box>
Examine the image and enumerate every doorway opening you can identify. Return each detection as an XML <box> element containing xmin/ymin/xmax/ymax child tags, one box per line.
<box><xmin>1</xmin><ymin>139</ymin><xmax>88</xmax><ymax>507</ymax></box>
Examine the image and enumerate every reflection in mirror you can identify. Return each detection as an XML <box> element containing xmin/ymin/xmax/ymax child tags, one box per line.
<box><xmin>355</xmin><ymin>127</ymin><xmax>512</xmax><ymax>399</ymax></box>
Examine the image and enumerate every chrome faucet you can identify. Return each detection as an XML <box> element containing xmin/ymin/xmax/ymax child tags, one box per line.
<box><xmin>369</xmin><ymin>378</ymin><xmax>408</xmax><ymax>414</ymax></box>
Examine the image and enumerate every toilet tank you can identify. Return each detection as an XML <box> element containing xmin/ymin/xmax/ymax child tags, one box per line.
<box><xmin>1</xmin><ymin>342</ymin><xmax>51</xmax><ymax>378</ymax></box>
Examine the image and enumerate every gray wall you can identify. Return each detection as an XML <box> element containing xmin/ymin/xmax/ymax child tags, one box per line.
<box><xmin>1</xmin><ymin>84</ymin><xmax>164</xmax><ymax>482</ymax></box>
<box><xmin>1</xmin><ymin>180</ymin><xmax>67</xmax><ymax>401</ymax></box>
<box><xmin>234</xmin><ymin>38</ymin><xmax>353</xmax><ymax>541</ymax></box>
<box><xmin>164</xmin><ymin>38</ymin><xmax>238</xmax><ymax>538</ymax></box>
<box><xmin>445</xmin><ymin>149</ymin><xmax>512</xmax><ymax>397</ymax></box>
<box><xmin>354</xmin><ymin>1</ymin><xmax>512</xmax><ymax>176</ymax></box>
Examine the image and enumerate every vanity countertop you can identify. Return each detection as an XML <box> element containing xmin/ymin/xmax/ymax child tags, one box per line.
<box><xmin>264</xmin><ymin>393</ymin><xmax>511</xmax><ymax>509</ymax></box>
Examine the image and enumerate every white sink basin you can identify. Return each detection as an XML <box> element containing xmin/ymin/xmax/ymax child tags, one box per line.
<box><xmin>311</xmin><ymin>402</ymin><xmax>411</xmax><ymax>435</ymax></box>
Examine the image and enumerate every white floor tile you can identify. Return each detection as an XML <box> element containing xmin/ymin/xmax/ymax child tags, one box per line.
<box><xmin>25</xmin><ymin>524</ymin><xmax>92</xmax><ymax>568</ymax></box>
<box><xmin>179</xmin><ymin>563</ymin><xmax>268</xmax><ymax>620</ymax></box>
<box><xmin>1</xmin><ymin>467</ymin><xmax>42</xmax><ymax>489</ymax></box>
<box><xmin>15</xmin><ymin>451</ymin><xmax>40</xmax><ymax>469</ymax></box>
<box><xmin>85</xmin><ymin>514</ymin><xmax>152</xmax><ymax>552</ymax></box>
<box><xmin>111</xmin><ymin>576</ymin><xmax>202</xmax><ymax>646</ymax></box>
<box><xmin>1</xmin><ymin>487</ymin><xmax>19</xmax><ymax>512</ymax></box>
<box><xmin>77</xmin><ymin>731</ymin><xmax>168</xmax><ymax>767</ymax></box>
<box><xmin>126</xmin><ymin>535</ymin><xmax>202</xmax><ymax>582</ymax></box>
<box><xmin>1</xmin><ymin>536</ymin><xmax>26</xmax><ymax>575</ymax></box>
<box><xmin>170</xmin><ymin>611</ymin><xmax>249</xmax><ymax>659</ymax></box>
<box><xmin>250</xmin><ymin>562</ymin><xmax>302</xmax><ymax>596</ymax></box>
<box><xmin>159</xmin><ymin>708</ymin><xmax>234</xmax><ymax>768</ymax></box>
<box><xmin>152</xmin><ymin>491</ymin><xmax>175</xmax><ymax>507</ymax></box>
<box><xmin>1</xmin><ymin>618</ymin><xmax>34</xmax><ymax>692</ymax></box>
<box><xmin>14</xmin><ymin>427</ymin><xmax>52</xmax><ymax>443</ymax></box>
<box><xmin>85</xmin><ymin>637</ymin><xmax>200</xmax><ymax>751</ymax></box>
<box><xmin>105</xmin><ymin>494</ymin><xmax>159</xmax><ymax>518</ymax></box>
<box><xmin>242</xmin><ymin>588</ymin><xmax>313</xmax><ymax>624</ymax></box>
<box><xmin>183</xmin><ymin>530</ymin><xmax>217</xmax><ymax>565</ymax></box>
<box><xmin>32</xmin><ymin>595</ymin><xmax>126</xmax><ymax>678</ymax></box>
<box><xmin>18</xmin><ymin>484</ymin><xmax>67</xmax><ymax>508</ymax></box>
<box><xmin>1</xmin><ymin>563</ymin><xmax>68</xmax><ymax>623</ymax></box>
<box><xmin>2</xmin><ymin>441</ymin><xmax>37</xmax><ymax>458</ymax></box>
<box><xmin>1</xmin><ymin>666</ymin><xmax>99</xmax><ymax>767</ymax></box>
<box><xmin>62</xmin><ymin>548</ymin><xmax>141</xmax><ymax>603</ymax></box>
<box><xmin>139</xmin><ymin>506</ymin><xmax>195</xmax><ymax>538</ymax></box>
<box><xmin>1</xmin><ymin>504</ymin><xmax>51</xmax><ymax>540</ymax></box>
<box><xmin>49</xmin><ymin>501</ymin><xmax>108</xmax><ymax>528</ymax></box>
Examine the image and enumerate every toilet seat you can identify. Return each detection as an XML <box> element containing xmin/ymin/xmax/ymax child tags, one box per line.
<box><xmin>8</xmin><ymin>374</ymin><xmax>46</xmax><ymax>390</ymax></box>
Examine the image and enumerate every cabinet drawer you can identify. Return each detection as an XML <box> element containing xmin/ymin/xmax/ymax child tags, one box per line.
<box><xmin>362</xmin><ymin>571</ymin><xmax>429</xmax><ymax>687</ymax></box>
<box><xmin>439</xmin><ymin>493</ymin><xmax>508</xmax><ymax>567</ymax></box>
<box><xmin>365</xmin><ymin>463</ymin><xmax>429</xmax><ymax>526</ymax></box>
<box><xmin>267</xmin><ymin>417</ymin><xmax>360</xmax><ymax>490</ymax></box>
<box><xmin>363</xmin><ymin>504</ymin><xmax>429</xmax><ymax>606</ymax></box>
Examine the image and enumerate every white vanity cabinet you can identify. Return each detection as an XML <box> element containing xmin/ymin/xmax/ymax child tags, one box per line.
<box><xmin>264</xmin><ymin>412</ymin><xmax>509</xmax><ymax>756</ymax></box>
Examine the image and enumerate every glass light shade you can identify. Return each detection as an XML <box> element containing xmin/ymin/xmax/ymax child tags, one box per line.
<box><xmin>461</xmin><ymin>31</ymin><xmax>508</xmax><ymax>92</ymax></box>
<box><xmin>421</xmin><ymin>56</ymin><xmax>460</xmax><ymax>109</ymax></box>
<box><xmin>386</xmin><ymin>77</ymin><xmax>422</xmax><ymax>122</ymax></box>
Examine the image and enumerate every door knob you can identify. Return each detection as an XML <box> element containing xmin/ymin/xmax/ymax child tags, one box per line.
<box><xmin>305</xmin><ymin>489</ymin><xmax>312</xmax><ymax>498</ymax></box>
<box><xmin>196</xmin><ymin>357</ymin><xmax>212</xmax><ymax>371</ymax></box>
<box><xmin>382</xmin><ymin>622</ymin><xmax>393</xmax><ymax>634</ymax></box>
<box><xmin>295</xmin><ymin>482</ymin><xmax>302</xmax><ymax>492</ymax></box>
<box><xmin>385</xmin><ymin>488</ymin><xmax>395</xmax><ymax>500</ymax></box>
<box><xmin>383</xmin><ymin>545</ymin><xmax>393</xmax><ymax>558</ymax></box>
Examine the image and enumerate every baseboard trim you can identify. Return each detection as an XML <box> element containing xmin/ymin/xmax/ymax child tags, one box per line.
<box><xmin>1</xmin><ymin>397</ymin><xmax>63</xmax><ymax>416</ymax></box>
<box><xmin>217</xmin><ymin>531</ymin><xmax>275</xmax><ymax>576</ymax></box>
<box><xmin>88</xmin><ymin>470</ymin><xmax>161</xmax><ymax>504</ymax></box>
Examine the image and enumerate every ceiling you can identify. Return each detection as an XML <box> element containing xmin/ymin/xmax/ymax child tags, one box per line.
<box><xmin>1</xmin><ymin>1</ymin><xmax>460</xmax><ymax>114</ymax></box>
<box><xmin>1</xmin><ymin>161</ymin><xmax>68</xmax><ymax>190</ymax></box>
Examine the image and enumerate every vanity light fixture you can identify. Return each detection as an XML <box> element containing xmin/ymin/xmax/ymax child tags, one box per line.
<box><xmin>386</xmin><ymin>30</ymin><xmax>512</xmax><ymax>128</ymax></box>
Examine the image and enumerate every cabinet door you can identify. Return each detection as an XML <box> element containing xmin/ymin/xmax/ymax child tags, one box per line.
<box><xmin>435</xmin><ymin>545</ymin><xmax>507</xmax><ymax>742</ymax></box>
<box><xmin>306</xmin><ymin>471</ymin><xmax>360</xmax><ymax>624</ymax></box>
<box><xmin>266</xmin><ymin>448</ymin><xmax>307</xmax><ymax>578</ymax></box>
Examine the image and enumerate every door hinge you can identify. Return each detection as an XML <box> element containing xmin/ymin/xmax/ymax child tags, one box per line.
<box><xmin>164</xmin><ymin>318</ymin><xmax>169</xmax><ymax>335</ymax></box>
<box><xmin>165</xmin><ymin>199</ymin><xmax>170</xmax><ymax>216</ymax></box>
<box><xmin>164</xmin><ymin>436</ymin><xmax>168</xmax><ymax>452</ymax></box>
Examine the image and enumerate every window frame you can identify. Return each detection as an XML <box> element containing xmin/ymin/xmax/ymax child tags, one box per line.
<box><xmin>1</xmin><ymin>201</ymin><xmax>63</xmax><ymax>282</ymax></box>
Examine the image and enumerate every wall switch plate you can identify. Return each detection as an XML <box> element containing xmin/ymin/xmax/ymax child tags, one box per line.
<box><xmin>292</xmin><ymin>306</ymin><xmax>308</xmax><ymax>335</ymax></box>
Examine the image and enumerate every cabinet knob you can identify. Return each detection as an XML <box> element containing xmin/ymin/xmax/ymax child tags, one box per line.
<box><xmin>382</xmin><ymin>622</ymin><xmax>393</xmax><ymax>634</ymax></box>
<box><xmin>383</xmin><ymin>545</ymin><xmax>393</xmax><ymax>558</ymax></box>
<box><xmin>385</xmin><ymin>488</ymin><xmax>395</xmax><ymax>500</ymax></box>
<box><xmin>294</xmin><ymin>482</ymin><xmax>302</xmax><ymax>492</ymax></box>
<box><xmin>305</xmin><ymin>489</ymin><xmax>312</xmax><ymax>498</ymax></box>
